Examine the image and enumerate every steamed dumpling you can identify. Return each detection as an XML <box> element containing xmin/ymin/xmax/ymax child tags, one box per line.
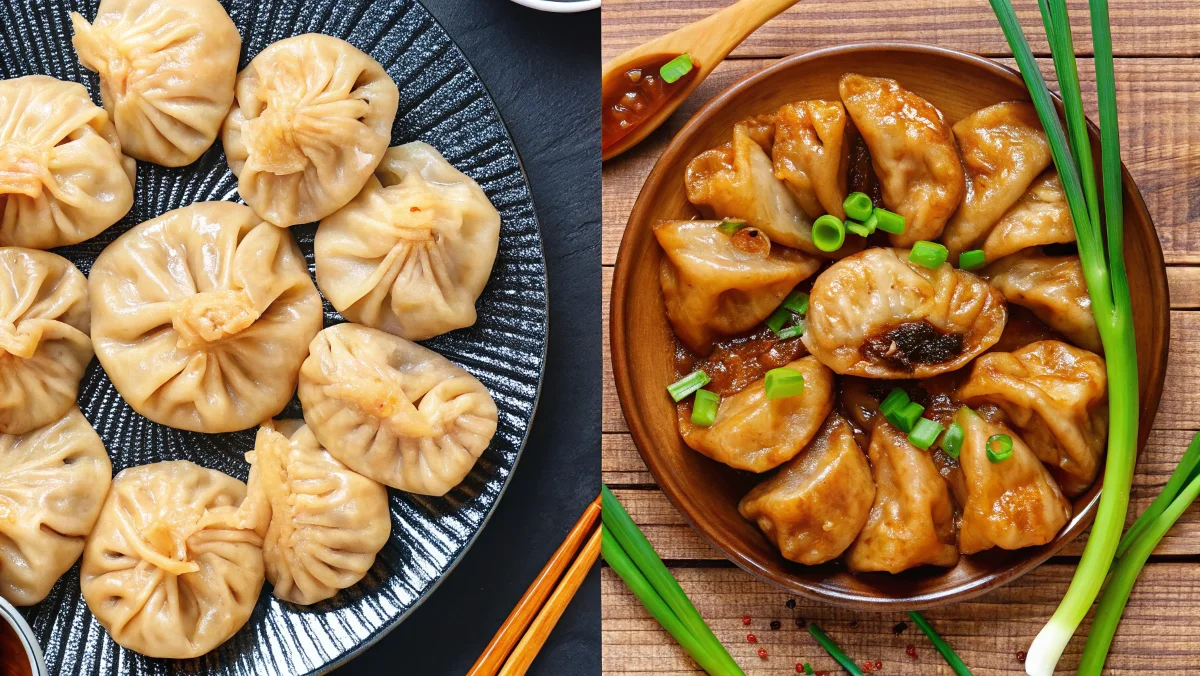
<box><xmin>844</xmin><ymin>421</ymin><xmax>960</xmax><ymax>573</ymax></box>
<box><xmin>246</xmin><ymin>420</ymin><xmax>391</xmax><ymax>605</ymax></box>
<box><xmin>772</xmin><ymin>100</ymin><xmax>850</xmax><ymax>220</ymax></box>
<box><xmin>298</xmin><ymin>323</ymin><xmax>499</xmax><ymax>496</ymax></box>
<box><xmin>0</xmin><ymin>249</ymin><xmax>92</xmax><ymax>435</ymax></box>
<box><xmin>654</xmin><ymin>220</ymin><xmax>821</xmax><ymax>355</ymax></box>
<box><xmin>838</xmin><ymin>73</ymin><xmax>965</xmax><ymax>247</ymax></box>
<box><xmin>738</xmin><ymin>414</ymin><xmax>873</xmax><ymax>564</ymax></box>
<box><xmin>223</xmin><ymin>34</ymin><xmax>400</xmax><ymax>227</ymax></box>
<box><xmin>89</xmin><ymin>202</ymin><xmax>323</xmax><ymax>433</ymax></box>
<box><xmin>679</xmin><ymin>356</ymin><xmax>834</xmax><ymax>473</ymax></box>
<box><xmin>0</xmin><ymin>408</ymin><xmax>111</xmax><ymax>606</ymax></box>
<box><xmin>0</xmin><ymin>76</ymin><xmax>135</xmax><ymax>249</ymax></box>
<box><xmin>80</xmin><ymin>460</ymin><xmax>266</xmax><ymax>659</ymax></box>
<box><xmin>315</xmin><ymin>142</ymin><xmax>500</xmax><ymax>340</ymax></box>
<box><xmin>954</xmin><ymin>407</ymin><xmax>1071</xmax><ymax>555</ymax></box>
<box><xmin>981</xmin><ymin>170</ymin><xmax>1076</xmax><ymax>261</ymax></box>
<box><xmin>941</xmin><ymin>101</ymin><xmax>1052</xmax><ymax>256</ymax></box>
<box><xmin>71</xmin><ymin>0</ymin><xmax>241</xmax><ymax>166</ymax></box>
<box><xmin>803</xmin><ymin>247</ymin><xmax>1007</xmax><ymax>378</ymax></box>
<box><xmin>984</xmin><ymin>251</ymin><xmax>1102</xmax><ymax>353</ymax></box>
<box><xmin>957</xmin><ymin>340</ymin><xmax>1107</xmax><ymax>496</ymax></box>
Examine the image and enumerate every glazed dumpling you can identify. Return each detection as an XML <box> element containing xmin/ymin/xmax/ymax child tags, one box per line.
<box><xmin>772</xmin><ymin>100</ymin><xmax>850</xmax><ymax>220</ymax></box>
<box><xmin>981</xmin><ymin>170</ymin><xmax>1076</xmax><ymax>261</ymax></box>
<box><xmin>844</xmin><ymin>421</ymin><xmax>960</xmax><ymax>573</ymax></box>
<box><xmin>89</xmin><ymin>202</ymin><xmax>323</xmax><ymax>433</ymax></box>
<box><xmin>246</xmin><ymin>420</ymin><xmax>391</xmax><ymax>605</ymax></box>
<box><xmin>298</xmin><ymin>323</ymin><xmax>499</xmax><ymax>496</ymax></box>
<box><xmin>0</xmin><ymin>408</ymin><xmax>111</xmax><ymax>606</ymax></box>
<box><xmin>738</xmin><ymin>414</ymin><xmax>874</xmax><ymax>564</ymax></box>
<box><xmin>80</xmin><ymin>460</ymin><xmax>266</xmax><ymax>659</ymax></box>
<box><xmin>803</xmin><ymin>247</ymin><xmax>1007</xmax><ymax>378</ymax></box>
<box><xmin>223</xmin><ymin>34</ymin><xmax>400</xmax><ymax>227</ymax></box>
<box><xmin>941</xmin><ymin>101</ymin><xmax>1052</xmax><ymax>256</ymax></box>
<box><xmin>654</xmin><ymin>220</ymin><xmax>821</xmax><ymax>355</ymax></box>
<box><xmin>957</xmin><ymin>340</ymin><xmax>1107</xmax><ymax>496</ymax></box>
<box><xmin>984</xmin><ymin>251</ymin><xmax>1102</xmax><ymax>353</ymax></box>
<box><xmin>679</xmin><ymin>356</ymin><xmax>834</xmax><ymax>473</ymax></box>
<box><xmin>0</xmin><ymin>76</ymin><xmax>135</xmax><ymax>249</ymax></box>
<box><xmin>0</xmin><ymin>249</ymin><xmax>92</xmax><ymax>435</ymax></box>
<box><xmin>838</xmin><ymin>73</ymin><xmax>965</xmax><ymax>247</ymax></box>
<box><xmin>315</xmin><ymin>142</ymin><xmax>501</xmax><ymax>341</ymax></box>
<box><xmin>71</xmin><ymin>0</ymin><xmax>241</xmax><ymax>167</ymax></box>
<box><xmin>954</xmin><ymin>407</ymin><xmax>1071</xmax><ymax>555</ymax></box>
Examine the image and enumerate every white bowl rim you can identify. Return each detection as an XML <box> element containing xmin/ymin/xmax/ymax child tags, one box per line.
<box><xmin>508</xmin><ymin>0</ymin><xmax>600</xmax><ymax>12</ymax></box>
<box><xmin>0</xmin><ymin>596</ymin><xmax>46</xmax><ymax>676</ymax></box>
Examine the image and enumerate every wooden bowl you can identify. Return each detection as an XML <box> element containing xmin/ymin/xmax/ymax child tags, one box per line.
<box><xmin>610</xmin><ymin>43</ymin><xmax>1170</xmax><ymax>609</ymax></box>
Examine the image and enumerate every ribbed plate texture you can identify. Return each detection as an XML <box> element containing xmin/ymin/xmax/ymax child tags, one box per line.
<box><xmin>1</xmin><ymin>1</ymin><xmax>548</xmax><ymax>673</ymax></box>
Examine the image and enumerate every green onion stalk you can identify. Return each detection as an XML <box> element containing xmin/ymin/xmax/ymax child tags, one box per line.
<box><xmin>988</xmin><ymin>0</ymin><xmax>1139</xmax><ymax>673</ymax></box>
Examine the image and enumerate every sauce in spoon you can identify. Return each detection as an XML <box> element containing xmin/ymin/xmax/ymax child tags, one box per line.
<box><xmin>601</xmin><ymin>54</ymin><xmax>698</xmax><ymax>154</ymax></box>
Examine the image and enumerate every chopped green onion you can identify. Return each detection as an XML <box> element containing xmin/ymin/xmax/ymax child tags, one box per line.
<box><xmin>659</xmin><ymin>54</ymin><xmax>693</xmax><ymax>84</ymax></box>
<box><xmin>986</xmin><ymin>434</ymin><xmax>1013</xmax><ymax>463</ymax></box>
<box><xmin>777</xmin><ymin>321</ymin><xmax>805</xmax><ymax>340</ymax></box>
<box><xmin>764</xmin><ymin>368</ymin><xmax>805</xmax><ymax>400</ymax></box>
<box><xmin>668</xmin><ymin>370</ymin><xmax>710</xmax><ymax>402</ymax></box>
<box><xmin>873</xmin><ymin>207</ymin><xmax>906</xmax><ymax>234</ymax></box>
<box><xmin>717</xmin><ymin>218</ymin><xmax>747</xmax><ymax>235</ymax></box>
<box><xmin>878</xmin><ymin>388</ymin><xmax>910</xmax><ymax>417</ymax></box>
<box><xmin>846</xmin><ymin>221</ymin><xmax>871</xmax><ymax>238</ymax></box>
<box><xmin>908</xmin><ymin>417</ymin><xmax>944</xmax><ymax>450</ymax></box>
<box><xmin>843</xmin><ymin>191</ymin><xmax>874</xmax><ymax>221</ymax></box>
<box><xmin>861</xmin><ymin>212</ymin><xmax>879</xmax><ymax>234</ymax></box>
<box><xmin>691</xmin><ymin>390</ymin><xmax>720</xmax><ymax>427</ymax></box>
<box><xmin>888</xmin><ymin>401</ymin><xmax>925</xmax><ymax>434</ymax></box>
<box><xmin>803</xmin><ymin>664</ymin><xmax>814</xmax><ymax>676</ymax></box>
<box><xmin>941</xmin><ymin>421</ymin><xmax>965</xmax><ymax>459</ymax></box>
<box><xmin>811</xmin><ymin>214</ymin><xmax>845</xmax><ymax>252</ymax></box>
<box><xmin>958</xmin><ymin>249</ymin><xmax>987</xmax><ymax>271</ymax></box>
<box><xmin>765</xmin><ymin>306</ymin><xmax>792</xmax><ymax>334</ymax></box>
<box><xmin>807</xmin><ymin>623</ymin><xmax>863</xmax><ymax>676</ymax></box>
<box><xmin>909</xmin><ymin>240</ymin><xmax>949</xmax><ymax>269</ymax></box>
<box><xmin>908</xmin><ymin>612</ymin><xmax>973</xmax><ymax>675</ymax></box>
<box><xmin>782</xmin><ymin>290</ymin><xmax>809</xmax><ymax>315</ymax></box>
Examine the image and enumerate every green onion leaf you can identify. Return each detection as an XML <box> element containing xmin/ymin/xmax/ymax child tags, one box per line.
<box><xmin>765</xmin><ymin>306</ymin><xmax>792</xmax><ymax>334</ymax></box>
<box><xmin>812</xmin><ymin>214</ymin><xmax>845</xmax><ymax>252</ymax></box>
<box><xmin>777</xmin><ymin>321</ymin><xmax>806</xmax><ymax>340</ymax></box>
<box><xmin>908</xmin><ymin>612</ymin><xmax>973</xmax><ymax>675</ymax></box>
<box><xmin>846</xmin><ymin>221</ymin><xmax>871</xmax><ymax>238</ymax></box>
<box><xmin>873</xmin><ymin>208</ymin><xmax>905</xmax><ymax>234</ymax></box>
<box><xmin>843</xmin><ymin>192</ymin><xmax>874</xmax><ymax>221</ymax></box>
<box><xmin>659</xmin><ymin>54</ymin><xmax>693</xmax><ymax>84</ymax></box>
<box><xmin>667</xmin><ymin>370</ymin><xmax>710</xmax><ymax>402</ymax></box>
<box><xmin>782</xmin><ymin>290</ymin><xmax>810</xmax><ymax>315</ymax></box>
<box><xmin>986</xmin><ymin>434</ymin><xmax>1013</xmax><ymax>463</ymax></box>
<box><xmin>958</xmin><ymin>249</ymin><xmax>987</xmax><ymax>271</ymax></box>
<box><xmin>717</xmin><ymin>218</ymin><xmax>747</xmax><ymax>235</ymax></box>
<box><xmin>861</xmin><ymin>212</ymin><xmax>879</xmax><ymax>234</ymax></box>
<box><xmin>764</xmin><ymin>368</ymin><xmax>805</xmax><ymax>400</ymax></box>
<box><xmin>941</xmin><ymin>421</ymin><xmax>965</xmax><ymax>459</ymax></box>
<box><xmin>909</xmin><ymin>417</ymin><xmax>945</xmax><ymax>451</ymax></box>
<box><xmin>909</xmin><ymin>241</ymin><xmax>949</xmax><ymax>269</ymax></box>
<box><xmin>807</xmin><ymin>623</ymin><xmax>863</xmax><ymax>676</ymax></box>
<box><xmin>878</xmin><ymin>388</ymin><xmax>910</xmax><ymax>418</ymax></box>
<box><xmin>691</xmin><ymin>390</ymin><xmax>720</xmax><ymax>427</ymax></box>
<box><xmin>888</xmin><ymin>401</ymin><xmax>925</xmax><ymax>434</ymax></box>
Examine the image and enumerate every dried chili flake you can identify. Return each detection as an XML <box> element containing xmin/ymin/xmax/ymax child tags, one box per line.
<box><xmin>905</xmin><ymin>644</ymin><xmax>919</xmax><ymax>660</ymax></box>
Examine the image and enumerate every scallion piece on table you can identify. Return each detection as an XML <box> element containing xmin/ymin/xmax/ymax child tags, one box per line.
<box><xmin>717</xmin><ymin>218</ymin><xmax>747</xmax><ymax>235</ymax></box>
<box><xmin>766</xmin><ymin>306</ymin><xmax>792</xmax><ymax>334</ymax></box>
<box><xmin>908</xmin><ymin>611</ymin><xmax>973</xmax><ymax>676</ymax></box>
<box><xmin>843</xmin><ymin>191</ymin><xmax>874</xmax><ymax>221</ymax></box>
<box><xmin>659</xmin><ymin>53</ymin><xmax>694</xmax><ymax>84</ymax></box>
<box><xmin>986</xmin><ymin>434</ymin><xmax>1013</xmax><ymax>463</ymax></box>
<box><xmin>806</xmin><ymin>623</ymin><xmax>863</xmax><ymax>676</ymax></box>
<box><xmin>988</xmin><ymin>1</ymin><xmax>1140</xmax><ymax>672</ymax></box>
<box><xmin>777</xmin><ymin>321</ymin><xmax>806</xmax><ymax>340</ymax></box>
<box><xmin>958</xmin><ymin>249</ymin><xmax>987</xmax><ymax>271</ymax></box>
<box><xmin>887</xmin><ymin>401</ymin><xmax>925</xmax><ymax>434</ymax></box>
<box><xmin>668</xmin><ymin>370</ymin><xmax>710</xmax><ymax>402</ymax></box>
<box><xmin>909</xmin><ymin>240</ymin><xmax>949</xmax><ymax>269</ymax></box>
<box><xmin>782</xmin><ymin>290</ymin><xmax>810</xmax><ymax>315</ymax></box>
<box><xmin>764</xmin><ymin>368</ymin><xmax>805</xmax><ymax>400</ymax></box>
<box><xmin>846</xmin><ymin>221</ymin><xmax>871</xmax><ymax>238</ymax></box>
<box><xmin>802</xmin><ymin>663</ymin><xmax>814</xmax><ymax>675</ymax></box>
<box><xmin>908</xmin><ymin>417</ymin><xmax>945</xmax><ymax>450</ymax></box>
<box><xmin>812</xmin><ymin>214</ymin><xmax>845</xmax><ymax>252</ymax></box>
<box><xmin>878</xmin><ymin>388</ymin><xmax>910</xmax><ymax>418</ymax></box>
<box><xmin>691</xmin><ymin>390</ymin><xmax>720</xmax><ymax>427</ymax></box>
<box><xmin>872</xmin><ymin>208</ymin><xmax>905</xmax><ymax>234</ymax></box>
<box><xmin>861</xmin><ymin>212</ymin><xmax>879</xmax><ymax>234</ymax></box>
<box><xmin>941</xmin><ymin>421</ymin><xmax>965</xmax><ymax>459</ymax></box>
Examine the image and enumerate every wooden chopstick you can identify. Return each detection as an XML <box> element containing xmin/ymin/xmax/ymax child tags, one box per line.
<box><xmin>466</xmin><ymin>494</ymin><xmax>602</xmax><ymax>676</ymax></box>
<box><xmin>498</xmin><ymin>524</ymin><xmax>603</xmax><ymax>676</ymax></box>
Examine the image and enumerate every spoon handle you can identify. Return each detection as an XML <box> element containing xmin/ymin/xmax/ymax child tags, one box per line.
<box><xmin>690</xmin><ymin>0</ymin><xmax>803</xmax><ymax>67</ymax></box>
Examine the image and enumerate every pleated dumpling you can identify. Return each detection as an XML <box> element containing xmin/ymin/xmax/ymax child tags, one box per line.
<box><xmin>772</xmin><ymin>100</ymin><xmax>851</xmax><ymax>220</ymax></box>
<box><xmin>246</xmin><ymin>420</ymin><xmax>391</xmax><ymax>606</ymax></box>
<box><xmin>315</xmin><ymin>142</ymin><xmax>501</xmax><ymax>341</ymax></box>
<box><xmin>0</xmin><ymin>408</ymin><xmax>111</xmax><ymax>606</ymax></box>
<box><xmin>89</xmin><ymin>202</ymin><xmax>323</xmax><ymax>433</ymax></box>
<box><xmin>223</xmin><ymin>34</ymin><xmax>400</xmax><ymax>227</ymax></box>
<box><xmin>71</xmin><ymin>0</ymin><xmax>241</xmax><ymax>167</ymax></box>
<box><xmin>0</xmin><ymin>248</ymin><xmax>92</xmax><ymax>435</ymax></box>
<box><xmin>980</xmin><ymin>170</ymin><xmax>1076</xmax><ymax>261</ymax></box>
<box><xmin>80</xmin><ymin>461</ymin><xmax>266</xmax><ymax>659</ymax></box>
<box><xmin>298</xmin><ymin>323</ymin><xmax>499</xmax><ymax>496</ymax></box>
<box><xmin>839</xmin><ymin>73</ymin><xmax>965</xmax><ymax>247</ymax></box>
<box><xmin>654</xmin><ymin>220</ymin><xmax>821</xmax><ymax>355</ymax></box>
<box><xmin>0</xmin><ymin>76</ymin><xmax>135</xmax><ymax>249</ymax></box>
<box><xmin>984</xmin><ymin>251</ymin><xmax>1102</xmax><ymax>353</ymax></box>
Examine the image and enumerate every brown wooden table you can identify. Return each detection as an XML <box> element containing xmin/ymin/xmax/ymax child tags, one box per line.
<box><xmin>601</xmin><ymin>1</ymin><xmax>1200</xmax><ymax>673</ymax></box>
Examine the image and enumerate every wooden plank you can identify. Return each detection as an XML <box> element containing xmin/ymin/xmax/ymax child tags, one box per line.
<box><xmin>601</xmin><ymin>0</ymin><xmax>1200</xmax><ymax>61</ymax></box>
<box><xmin>601</xmin><ymin>563</ymin><xmax>1200</xmax><ymax>674</ymax></box>
<box><xmin>602</xmin><ymin>57</ymin><xmax>1200</xmax><ymax>267</ymax></box>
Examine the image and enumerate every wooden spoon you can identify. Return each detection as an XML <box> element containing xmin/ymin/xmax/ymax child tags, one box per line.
<box><xmin>601</xmin><ymin>0</ymin><xmax>803</xmax><ymax>161</ymax></box>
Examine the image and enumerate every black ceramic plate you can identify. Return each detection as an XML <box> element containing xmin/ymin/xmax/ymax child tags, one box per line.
<box><xmin>1</xmin><ymin>1</ymin><xmax>548</xmax><ymax>674</ymax></box>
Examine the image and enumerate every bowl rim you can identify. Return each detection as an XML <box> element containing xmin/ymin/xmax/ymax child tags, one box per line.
<box><xmin>610</xmin><ymin>41</ymin><xmax>1170</xmax><ymax>608</ymax></box>
<box><xmin>507</xmin><ymin>0</ymin><xmax>600</xmax><ymax>12</ymax></box>
<box><xmin>0</xmin><ymin>596</ymin><xmax>47</xmax><ymax>676</ymax></box>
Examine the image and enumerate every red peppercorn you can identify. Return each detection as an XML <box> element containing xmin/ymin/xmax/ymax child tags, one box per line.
<box><xmin>795</xmin><ymin>664</ymin><xmax>803</xmax><ymax>674</ymax></box>
<box><xmin>863</xmin><ymin>661</ymin><xmax>874</xmax><ymax>672</ymax></box>
<box><xmin>742</xmin><ymin>615</ymin><xmax>752</xmax><ymax>626</ymax></box>
<box><xmin>1017</xmin><ymin>651</ymin><xmax>1027</xmax><ymax>663</ymax></box>
<box><xmin>758</xmin><ymin>648</ymin><xmax>768</xmax><ymax>659</ymax></box>
<box><xmin>906</xmin><ymin>644</ymin><xmax>919</xmax><ymax>660</ymax></box>
<box><xmin>746</xmin><ymin>634</ymin><xmax>757</xmax><ymax>643</ymax></box>
<box><xmin>874</xmin><ymin>659</ymin><xmax>883</xmax><ymax>670</ymax></box>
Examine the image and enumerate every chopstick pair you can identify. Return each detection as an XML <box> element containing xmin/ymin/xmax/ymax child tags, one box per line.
<box><xmin>467</xmin><ymin>494</ymin><xmax>602</xmax><ymax>676</ymax></box>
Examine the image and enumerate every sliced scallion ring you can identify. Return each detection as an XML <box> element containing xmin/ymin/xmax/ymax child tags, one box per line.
<box><xmin>986</xmin><ymin>434</ymin><xmax>1014</xmax><ymax>463</ymax></box>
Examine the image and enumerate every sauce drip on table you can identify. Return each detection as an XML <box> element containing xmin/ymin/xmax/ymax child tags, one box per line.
<box><xmin>601</xmin><ymin>54</ymin><xmax>697</xmax><ymax>153</ymax></box>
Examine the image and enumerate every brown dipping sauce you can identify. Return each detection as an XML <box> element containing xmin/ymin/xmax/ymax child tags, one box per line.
<box><xmin>675</xmin><ymin>325</ymin><xmax>808</xmax><ymax>398</ymax></box>
<box><xmin>0</xmin><ymin>619</ymin><xmax>32</xmax><ymax>676</ymax></box>
<box><xmin>602</xmin><ymin>54</ymin><xmax>698</xmax><ymax>153</ymax></box>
